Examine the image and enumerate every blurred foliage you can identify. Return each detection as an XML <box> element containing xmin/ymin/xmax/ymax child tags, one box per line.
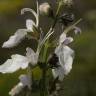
<box><xmin>0</xmin><ymin>0</ymin><xmax>25</xmax><ymax>14</ymax></box>
<box><xmin>0</xmin><ymin>0</ymin><xmax>96</xmax><ymax>96</ymax></box>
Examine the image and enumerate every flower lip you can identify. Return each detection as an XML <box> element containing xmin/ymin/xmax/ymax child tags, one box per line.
<box><xmin>59</xmin><ymin>32</ymin><xmax>66</xmax><ymax>44</ymax></box>
<box><xmin>21</xmin><ymin>1</ymin><xmax>39</xmax><ymax>27</ymax></box>
<box><xmin>19</xmin><ymin>74</ymin><xmax>32</xmax><ymax>89</ymax></box>
<box><xmin>59</xmin><ymin>32</ymin><xmax>73</xmax><ymax>44</ymax></box>
<box><xmin>52</xmin><ymin>44</ymin><xmax>74</xmax><ymax>81</ymax></box>
<box><xmin>0</xmin><ymin>54</ymin><xmax>29</xmax><ymax>74</ymax></box>
<box><xmin>26</xmin><ymin>19</ymin><xmax>36</xmax><ymax>32</ymax></box>
<box><xmin>26</xmin><ymin>47</ymin><xmax>39</xmax><ymax>66</ymax></box>
<box><xmin>2</xmin><ymin>29</ymin><xmax>27</xmax><ymax>48</ymax></box>
<box><xmin>9</xmin><ymin>82</ymin><xmax>24</xmax><ymax>96</ymax></box>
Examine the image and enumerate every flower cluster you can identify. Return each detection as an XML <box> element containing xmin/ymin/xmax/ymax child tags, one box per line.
<box><xmin>0</xmin><ymin>0</ymin><xmax>81</xmax><ymax>96</ymax></box>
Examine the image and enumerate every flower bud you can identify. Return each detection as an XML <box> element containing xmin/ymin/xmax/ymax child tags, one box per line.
<box><xmin>59</xmin><ymin>13</ymin><xmax>75</xmax><ymax>26</ymax></box>
<box><xmin>39</xmin><ymin>2</ymin><xmax>53</xmax><ymax>17</ymax></box>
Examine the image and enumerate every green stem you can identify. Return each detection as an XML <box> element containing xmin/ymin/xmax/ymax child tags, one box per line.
<box><xmin>56</xmin><ymin>1</ymin><xmax>62</xmax><ymax>16</ymax></box>
<box><xmin>40</xmin><ymin>41</ymin><xmax>49</xmax><ymax>96</ymax></box>
<box><xmin>42</xmin><ymin>67</ymin><xmax>47</xmax><ymax>96</ymax></box>
<box><xmin>40</xmin><ymin>2</ymin><xmax>63</xmax><ymax>96</ymax></box>
<box><xmin>42</xmin><ymin>40</ymin><xmax>49</xmax><ymax>62</ymax></box>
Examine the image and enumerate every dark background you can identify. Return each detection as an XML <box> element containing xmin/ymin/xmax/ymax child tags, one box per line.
<box><xmin>0</xmin><ymin>0</ymin><xmax>96</xmax><ymax>96</ymax></box>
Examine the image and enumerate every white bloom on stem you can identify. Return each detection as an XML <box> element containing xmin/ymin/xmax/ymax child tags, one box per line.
<box><xmin>21</xmin><ymin>1</ymin><xmax>39</xmax><ymax>30</ymax></box>
<box><xmin>9</xmin><ymin>82</ymin><xmax>24</xmax><ymax>96</ymax></box>
<box><xmin>0</xmin><ymin>54</ymin><xmax>29</xmax><ymax>73</ymax></box>
<box><xmin>19</xmin><ymin>74</ymin><xmax>32</xmax><ymax>89</ymax></box>
<box><xmin>59</xmin><ymin>32</ymin><xmax>66</xmax><ymax>44</ymax></box>
<box><xmin>2</xmin><ymin>1</ymin><xmax>39</xmax><ymax>48</ymax></box>
<box><xmin>9</xmin><ymin>74</ymin><xmax>32</xmax><ymax>96</ymax></box>
<box><xmin>52</xmin><ymin>32</ymin><xmax>74</xmax><ymax>81</ymax></box>
<box><xmin>2</xmin><ymin>29</ymin><xmax>27</xmax><ymax>48</ymax></box>
<box><xmin>0</xmin><ymin>47</ymin><xmax>39</xmax><ymax>74</ymax></box>
<box><xmin>52</xmin><ymin>65</ymin><xmax>65</xmax><ymax>81</ymax></box>
<box><xmin>63</xmin><ymin>37</ymin><xmax>73</xmax><ymax>45</ymax></box>
<box><xmin>59</xmin><ymin>32</ymin><xmax>73</xmax><ymax>44</ymax></box>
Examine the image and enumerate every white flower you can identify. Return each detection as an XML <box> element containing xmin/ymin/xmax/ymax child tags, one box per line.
<box><xmin>52</xmin><ymin>45</ymin><xmax>74</xmax><ymax>81</ymax></box>
<box><xmin>26</xmin><ymin>47</ymin><xmax>39</xmax><ymax>66</ymax></box>
<box><xmin>0</xmin><ymin>47</ymin><xmax>39</xmax><ymax>74</ymax></box>
<box><xmin>24</xmin><ymin>8</ymin><xmax>39</xmax><ymax>31</ymax></box>
<box><xmin>59</xmin><ymin>32</ymin><xmax>66</xmax><ymax>44</ymax></box>
<box><xmin>2</xmin><ymin>29</ymin><xmax>27</xmax><ymax>48</ymax></box>
<box><xmin>9</xmin><ymin>74</ymin><xmax>32</xmax><ymax>96</ymax></box>
<box><xmin>21</xmin><ymin>1</ymin><xmax>39</xmax><ymax>30</ymax></box>
<box><xmin>19</xmin><ymin>74</ymin><xmax>32</xmax><ymax>89</ymax></box>
<box><xmin>52</xmin><ymin>32</ymin><xmax>74</xmax><ymax>81</ymax></box>
<box><xmin>2</xmin><ymin>18</ymin><xmax>37</xmax><ymax>49</ymax></box>
<box><xmin>9</xmin><ymin>82</ymin><xmax>24</xmax><ymax>96</ymax></box>
<box><xmin>0</xmin><ymin>54</ymin><xmax>29</xmax><ymax>73</ymax></box>
<box><xmin>2</xmin><ymin>1</ymin><xmax>39</xmax><ymax>48</ymax></box>
<box><xmin>59</xmin><ymin>32</ymin><xmax>73</xmax><ymax>44</ymax></box>
<box><xmin>63</xmin><ymin>37</ymin><xmax>73</xmax><ymax>45</ymax></box>
<box><xmin>52</xmin><ymin>65</ymin><xmax>65</xmax><ymax>81</ymax></box>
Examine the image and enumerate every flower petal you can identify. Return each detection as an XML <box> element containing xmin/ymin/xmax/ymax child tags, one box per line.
<box><xmin>26</xmin><ymin>19</ymin><xmax>35</xmax><ymax>32</ymax></box>
<box><xmin>19</xmin><ymin>74</ymin><xmax>32</xmax><ymax>89</ymax></box>
<box><xmin>74</xmin><ymin>26</ymin><xmax>81</xmax><ymax>34</ymax></box>
<box><xmin>2</xmin><ymin>29</ymin><xmax>27</xmax><ymax>48</ymax></box>
<box><xmin>21</xmin><ymin>8</ymin><xmax>38</xmax><ymax>27</ymax></box>
<box><xmin>0</xmin><ymin>54</ymin><xmax>29</xmax><ymax>73</ymax></box>
<box><xmin>56</xmin><ymin>45</ymin><xmax>74</xmax><ymax>74</ymax></box>
<box><xmin>52</xmin><ymin>66</ymin><xmax>65</xmax><ymax>81</ymax></box>
<box><xmin>63</xmin><ymin>37</ymin><xmax>73</xmax><ymax>44</ymax></box>
<box><xmin>9</xmin><ymin>82</ymin><xmax>24</xmax><ymax>96</ymax></box>
<box><xmin>61</xmin><ymin>46</ymin><xmax>74</xmax><ymax>75</ymax></box>
<box><xmin>59</xmin><ymin>32</ymin><xmax>73</xmax><ymax>44</ymax></box>
<box><xmin>59</xmin><ymin>32</ymin><xmax>66</xmax><ymax>44</ymax></box>
<box><xmin>26</xmin><ymin>47</ymin><xmax>38</xmax><ymax>66</ymax></box>
<box><xmin>53</xmin><ymin>45</ymin><xmax>74</xmax><ymax>81</ymax></box>
<box><xmin>21</xmin><ymin>8</ymin><xmax>37</xmax><ymax>19</ymax></box>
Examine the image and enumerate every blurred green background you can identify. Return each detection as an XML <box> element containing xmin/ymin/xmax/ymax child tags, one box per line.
<box><xmin>0</xmin><ymin>0</ymin><xmax>96</xmax><ymax>96</ymax></box>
